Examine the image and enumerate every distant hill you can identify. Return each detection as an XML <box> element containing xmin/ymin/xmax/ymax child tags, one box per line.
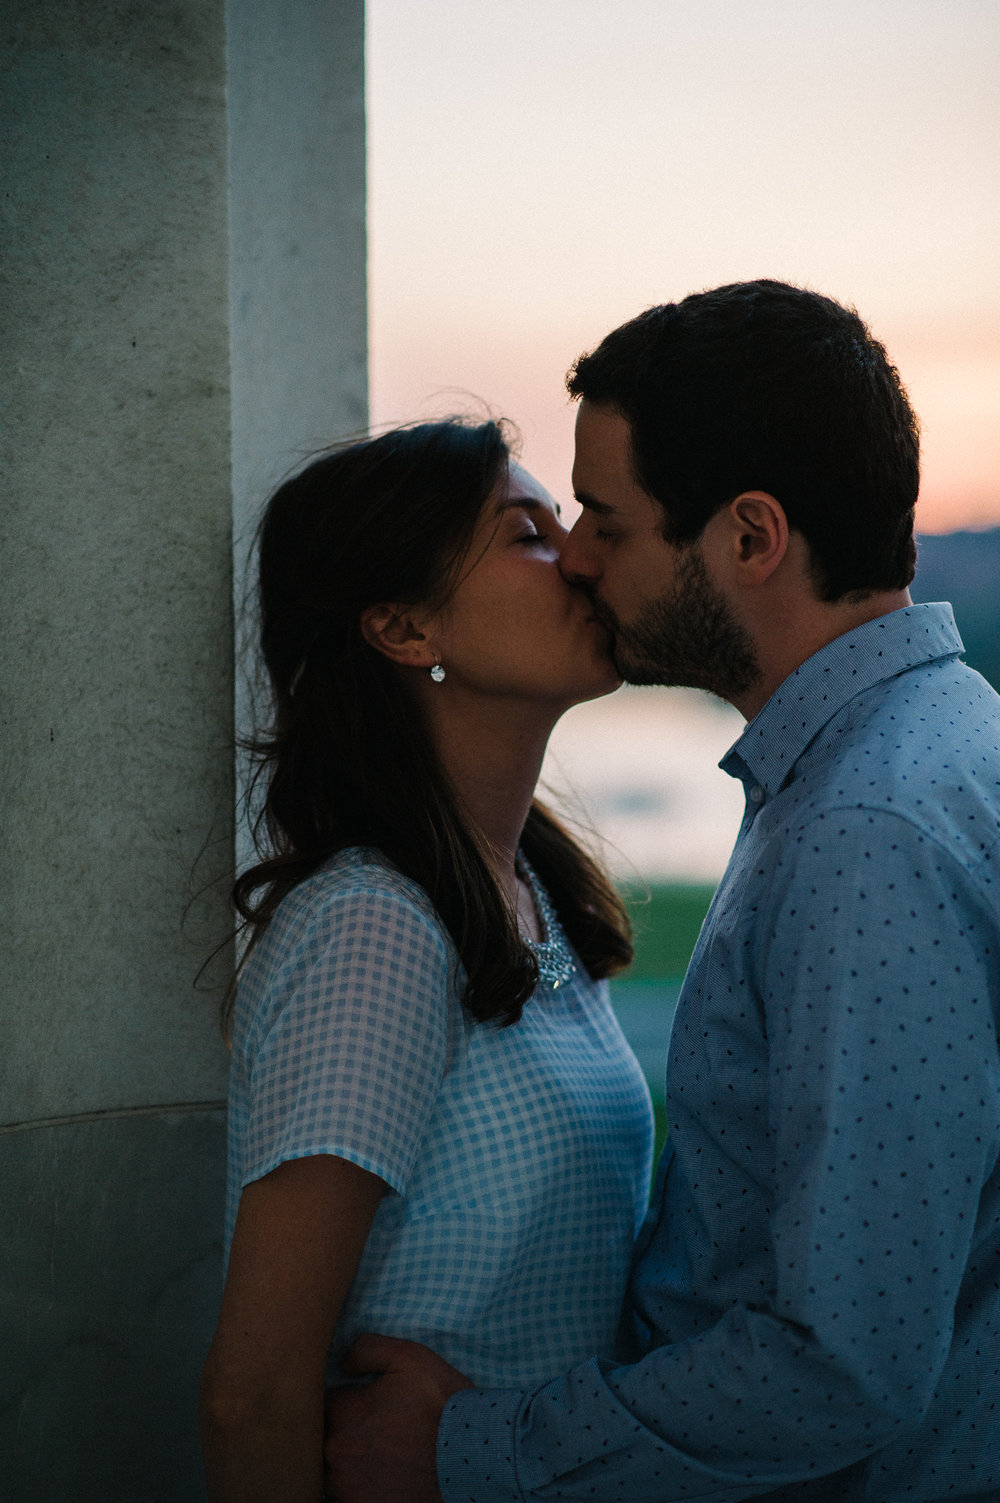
<box><xmin>913</xmin><ymin>528</ymin><xmax>1000</xmax><ymax>690</ymax></box>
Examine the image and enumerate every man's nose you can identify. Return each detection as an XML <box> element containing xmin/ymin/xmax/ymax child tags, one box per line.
<box><xmin>558</xmin><ymin>519</ymin><xmax>599</xmax><ymax>585</ymax></box>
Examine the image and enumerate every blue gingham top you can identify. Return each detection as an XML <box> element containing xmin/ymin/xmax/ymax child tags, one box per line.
<box><xmin>225</xmin><ymin>846</ymin><xmax>654</xmax><ymax>1387</ymax></box>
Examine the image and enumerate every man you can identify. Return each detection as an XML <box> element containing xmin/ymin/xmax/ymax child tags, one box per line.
<box><xmin>326</xmin><ymin>281</ymin><xmax>1000</xmax><ymax>1501</ymax></box>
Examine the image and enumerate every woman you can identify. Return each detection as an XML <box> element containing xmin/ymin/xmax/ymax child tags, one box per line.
<box><xmin>199</xmin><ymin>419</ymin><xmax>653</xmax><ymax>1502</ymax></box>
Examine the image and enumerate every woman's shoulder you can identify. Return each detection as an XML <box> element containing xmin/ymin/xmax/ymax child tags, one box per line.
<box><xmin>236</xmin><ymin>849</ymin><xmax>460</xmax><ymax>1047</ymax></box>
<box><xmin>311</xmin><ymin>845</ymin><xmax>437</xmax><ymax>910</ymax></box>
<box><xmin>256</xmin><ymin>847</ymin><xmax>451</xmax><ymax>967</ymax></box>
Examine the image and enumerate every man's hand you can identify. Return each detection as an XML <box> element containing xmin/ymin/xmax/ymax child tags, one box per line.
<box><xmin>324</xmin><ymin>1335</ymin><xmax>474</xmax><ymax>1503</ymax></box>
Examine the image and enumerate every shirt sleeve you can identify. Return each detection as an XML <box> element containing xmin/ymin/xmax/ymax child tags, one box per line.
<box><xmin>437</xmin><ymin>808</ymin><xmax>1000</xmax><ymax>1501</ymax></box>
<box><xmin>242</xmin><ymin>881</ymin><xmax>454</xmax><ymax>1194</ymax></box>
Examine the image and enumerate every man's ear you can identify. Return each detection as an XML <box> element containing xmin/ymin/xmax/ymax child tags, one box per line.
<box><xmin>359</xmin><ymin>602</ymin><xmax>436</xmax><ymax>668</ymax></box>
<box><xmin>722</xmin><ymin>491</ymin><xmax>789</xmax><ymax>584</ymax></box>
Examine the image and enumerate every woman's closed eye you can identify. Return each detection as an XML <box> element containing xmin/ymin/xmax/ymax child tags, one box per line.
<box><xmin>511</xmin><ymin>516</ymin><xmax>560</xmax><ymax>547</ymax></box>
<box><xmin>503</xmin><ymin>497</ymin><xmax>566</xmax><ymax>550</ymax></box>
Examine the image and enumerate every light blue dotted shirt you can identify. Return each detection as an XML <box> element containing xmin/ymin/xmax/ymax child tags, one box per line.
<box><xmin>225</xmin><ymin>847</ymin><xmax>654</xmax><ymax>1388</ymax></box>
<box><xmin>439</xmin><ymin>603</ymin><xmax>1000</xmax><ymax>1501</ymax></box>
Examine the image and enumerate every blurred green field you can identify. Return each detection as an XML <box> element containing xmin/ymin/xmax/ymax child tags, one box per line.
<box><xmin>613</xmin><ymin>882</ymin><xmax>716</xmax><ymax>1171</ymax></box>
<box><xmin>619</xmin><ymin>881</ymin><xmax>715</xmax><ymax>982</ymax></box>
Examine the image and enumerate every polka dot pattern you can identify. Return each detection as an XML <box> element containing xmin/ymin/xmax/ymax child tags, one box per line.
<box><xmin>439</xmin><ymin>604</ymin><xmax>1000</xmax><ymax>1501</ymax></box>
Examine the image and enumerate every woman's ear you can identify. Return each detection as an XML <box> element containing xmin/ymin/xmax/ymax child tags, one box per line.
<box><xmin>359</xmin><ymin>603</ymin><xmax>436</xmax><ymax>668</ymax></box>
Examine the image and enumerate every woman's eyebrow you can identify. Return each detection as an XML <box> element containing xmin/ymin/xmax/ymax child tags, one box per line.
<box><xmin>496</xmin><ymin>496</ymin><xmax>549</xmax><ymax>517</ymax></box>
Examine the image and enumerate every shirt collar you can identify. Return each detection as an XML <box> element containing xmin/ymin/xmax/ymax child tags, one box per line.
<box><xmin>720</xmin><ymin>602</ymin><xmax>964</xmax><ymax>795</ymax></box>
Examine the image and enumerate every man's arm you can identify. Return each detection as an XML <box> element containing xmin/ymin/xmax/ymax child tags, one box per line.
<box><xmin>325</xmin><ymin>1336</ymin><xmax>473</xmax><ymax>1503</ymax></box>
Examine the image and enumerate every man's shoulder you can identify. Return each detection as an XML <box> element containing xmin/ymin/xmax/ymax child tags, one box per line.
<box><xmin>845</xmin><ymin>652</ymin><xmax>997</xmax><ymax>760</ymax></box>
<box><xmin>786</xmin><ymin>655</ymin><xmax>1000</xmax><ymax>865</ymax></box>
<box><xmin>843</xmin><ymin>651</ymin><xmax>1000</xmax><ymax>751</ymax></box>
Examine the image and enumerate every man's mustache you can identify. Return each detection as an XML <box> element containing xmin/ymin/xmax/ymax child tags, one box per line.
<box><xmin>578</xmin><ymin>586</ymin><xmax>621</xmax><ymax>636</ymax></box>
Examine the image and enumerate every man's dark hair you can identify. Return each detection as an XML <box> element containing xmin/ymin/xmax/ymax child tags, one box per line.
<box><xmin>567</xmin><ymin>280</ymin><xmax>919</xmax><ymax>601</ymax></box>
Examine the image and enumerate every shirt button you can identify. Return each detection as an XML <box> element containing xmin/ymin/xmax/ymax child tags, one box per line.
<box><xmin>749</xmin><ymin>785</ymin><xmax>765</xmax><ymax>804</ymax></box>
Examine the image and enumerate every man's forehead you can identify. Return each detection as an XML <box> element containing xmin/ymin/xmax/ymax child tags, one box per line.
<box><xmin>575</xmin><ymin>398</ymin><xmax>631</xmax><ymax>440</ymax></box>
<box><xmin>573</xmin><ymin>403</ymin><xmax>651</xmax><ymax>512</ymax></box>
<box><xmin>574</xmin><ymin>402</ymin><xmax>634</xmax><ymax>467</ymax></box>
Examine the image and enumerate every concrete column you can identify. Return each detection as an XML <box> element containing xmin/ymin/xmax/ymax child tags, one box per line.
<box><xmin>227</xmin><ymin>0</ymin><xmax>369</xmax><ymax>856</ymax></box>
<box><xmin>0</xmin><ymin>3</ymin><xmax>366</xmax><ymax>1497</ymax></box>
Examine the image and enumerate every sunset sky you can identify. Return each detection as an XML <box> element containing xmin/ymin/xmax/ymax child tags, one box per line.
<box><xmin>367</xmin><ymin>0</ymin><xmax>999</xmax><ymax>533</ymax></box>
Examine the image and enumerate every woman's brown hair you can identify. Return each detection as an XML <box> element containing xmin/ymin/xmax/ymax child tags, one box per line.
<box><xmin>232</xmin><ymin>418</ymin><xmax>631</xmax><ymax>1029</ymax></box>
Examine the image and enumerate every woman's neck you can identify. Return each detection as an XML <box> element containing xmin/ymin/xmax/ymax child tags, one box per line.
<box><xmin>421</xmin><ymin>691</ymin><xmax>561</xmax><ymax>899</ymax></box>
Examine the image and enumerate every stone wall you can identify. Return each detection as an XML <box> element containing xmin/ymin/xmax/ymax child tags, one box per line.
<box><xmin>0</xmin><ymin>2</ymin><xmax>366</xmax><ymax>1495</ymax></box>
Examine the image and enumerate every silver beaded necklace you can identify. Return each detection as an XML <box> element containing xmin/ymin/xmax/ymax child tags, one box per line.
<box><xmin>516</xmin><ymin>854</ymin><xmax>577</xmax><ymax>990</ymax></box>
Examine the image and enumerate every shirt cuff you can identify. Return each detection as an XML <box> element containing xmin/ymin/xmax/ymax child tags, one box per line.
<box><xmin>437</xmin><ymin>1386</ymin><xmax>526</xmax><ymax>1503</ymax></box>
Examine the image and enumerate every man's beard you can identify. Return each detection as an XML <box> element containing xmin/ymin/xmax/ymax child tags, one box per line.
<box><xmin>593</xmin><ymin>545</ymin><xmax>762</xmax><ymax>700</ymax></box>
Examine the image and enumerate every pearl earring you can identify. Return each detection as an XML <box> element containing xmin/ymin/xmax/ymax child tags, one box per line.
<box><xmin>429</xmin><ymin>656</ymin><xmax>446</xmax><ymax>683</ymax></box>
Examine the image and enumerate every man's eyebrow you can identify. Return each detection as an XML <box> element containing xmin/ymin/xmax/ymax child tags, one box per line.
<box><xmin>573</xmin><ymin>490</ymin><xmax>617</xmax><ymax>518</ymax></box>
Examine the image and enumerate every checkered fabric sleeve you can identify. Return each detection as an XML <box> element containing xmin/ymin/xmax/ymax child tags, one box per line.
<box><xmin>237</xmin><ymin>869</ymin><xmax>455</xmax><ymax>1195</ymax></box>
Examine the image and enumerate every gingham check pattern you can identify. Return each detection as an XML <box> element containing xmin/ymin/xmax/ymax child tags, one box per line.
<box><xmin>226</xmin><ymin>847</ymin><xmax>654</xmax><ymax>1387</ymax></box>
